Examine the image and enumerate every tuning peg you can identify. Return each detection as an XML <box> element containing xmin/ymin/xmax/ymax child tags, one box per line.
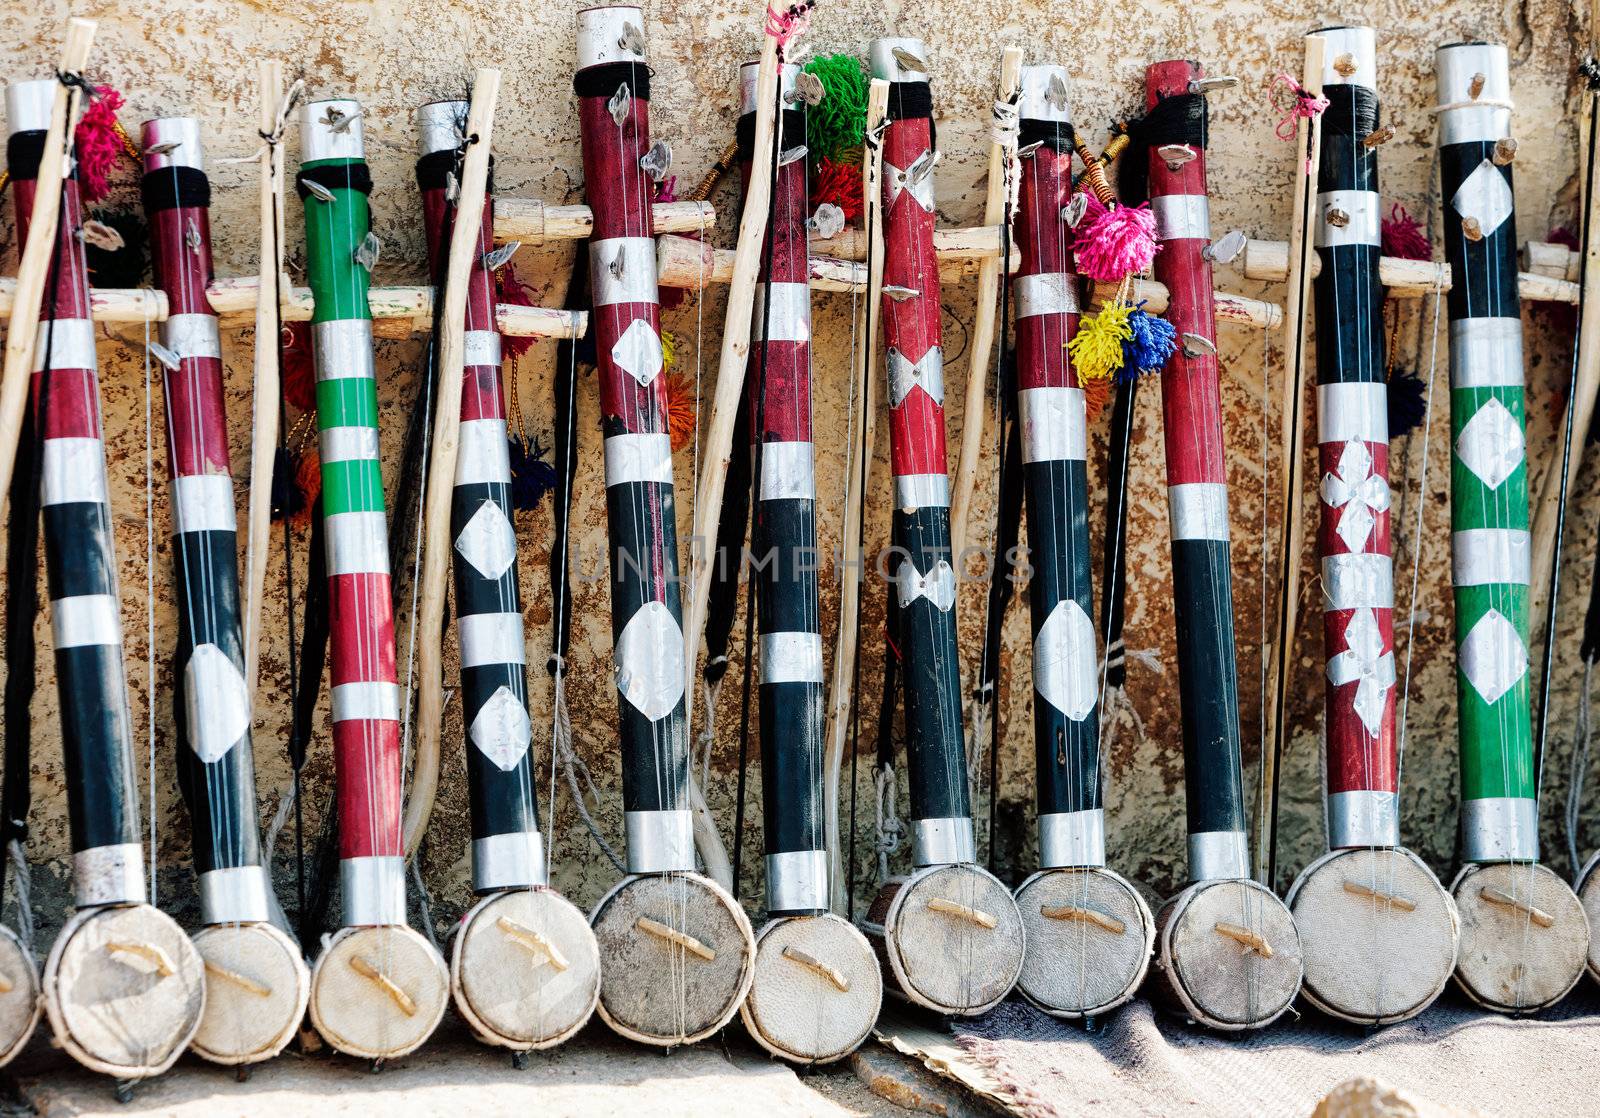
<box><xmin>1188</xmin><ymin>75</ymin><xmax>1238</xmax><ymax>95</ymax></box>
<box><xmin>1180</xmin><ymin>332</ymin><xmax>1216</xmax><ymax>359</ymax></box>
<box><xmin>1159</xmin><ymin>144</ymin><xmax>1196</xmax><ymax>172</ymax></box>
<box><xmin>1202</xmin><ymin>229</ymin><xmax>1246</xmax><ymax>264</ymax></box>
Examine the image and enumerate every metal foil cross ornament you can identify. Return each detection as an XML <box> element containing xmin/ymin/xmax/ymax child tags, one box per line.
<box><xmin>1320</xmin><ymin>439</ymin><xmax>1391</xmax><ymax>552</ymax></box>
<box><xmin>1326</xmin><ymin>607</ymin><xmax>1395</xmax><ymax>738</ymax></box>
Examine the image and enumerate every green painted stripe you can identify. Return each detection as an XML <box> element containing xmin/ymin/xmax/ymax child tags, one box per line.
<box><xmin>1452</xmin><ymin>581</ymin><xmax>1533</xmax><ymax>800</ymax></box>
<box><xmin>319</xmin><ymin>458</ymin><xmax>386</xmax><ymax>516</ymax></box>
<box><xmin>1449</xmin><ymin>386</ymin><xmax>1529</xmax><ymax>531</ymax></box>
<box><xmin>315</xmin><ymin>378</ymin><xmax>378</xmax><ymax>431</ymax></box>
<box><xmin>301</xmin><ymin>158</ymin><xmax>371</xmax><ymax>325</ymax></box>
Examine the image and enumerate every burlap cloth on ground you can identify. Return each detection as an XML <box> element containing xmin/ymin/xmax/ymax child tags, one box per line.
<box><xmin>944</xmin><ymin>986</ymin><xmax>1600</xmax><ymax>1116</ymax></box>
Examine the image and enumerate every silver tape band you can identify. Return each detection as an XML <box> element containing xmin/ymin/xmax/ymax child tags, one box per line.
<box><xmin>757</xmin><ymin>440</ymin><xmax>816</xmax><ymax>502</ymax></box>
<box><xmin>342</xmin><ymin>855</ymin><xmax>407</xmax><ymax>925</ymax></box>
<box><xmin>324</xmin><ymin>510</ymin><xmax>390</xmax><ymax>576</ymax></box>
<box><xmin>33</xmin><ymin>318</ymin><xmax>96</xmax><ymax>371</ymax></box>
<box><xmin>1018</xmin><ymin>64</ymin><xmax>1072</xmax><ymax>125</ymax></box>
<box><xmin>1453</xmin><ymin>528</ymin><xmax>1531</xmax><ymax>587</ymax></box>
<box><xmin>1327</xmin><ymin>789</ymin><xmax>1399</xmax><ymax>849</ymax></box>
<box><xmin>1317</xmin><ymin>381</ymin><xmax>1389</xmax><ymax>444</ymax></box>
<box><xmin>1461</xmin><ymin>796</ymin><xmax>1539</xmax><ymax>863</ymax></box>
<box><xmin>604</xmin><ymin>432</ymin><xmax>674</xmax><ymax>487</ymax></box>
<box><xmin>51</xmin><ymin>594</ymin><xmax>121</xmax><ymax>649</ymax></box>
<box><xmin>456</xmin><ymin>418</ymin><xmax>512</xmax><ymax>486</ymax></box>
<box><xmin>1311</xmin><ymin>26</ymin><xmax>1377</xmax><ymax>91</ymax></box>
<box><xmin>577</xmin><ymin>5</ymin><xmax>648</xmax><ymax>70</ymax></box>
<box><xmin>1188</xmin><ymin>830</ymin><xmax>1249</xmax><ymax>881</ymax></box>
<box><xmin>459</xmin><ymin>612</ymin><xmax>527</xmax><ymax>669</ymax></box>
<box><xmin>912</xmin><ymin>816</ymin><xmax>976</xmax><ymax>867</ymax></box>
<box><xmin>1014</xmin><ymin>272</ymin><xmax>1079</xmax><ymax>319</ymax></box>
<box><xmin>1449</xmin><ymin>317</ymin><xmax>1524</xmax><ymax>388</ymax></box>
<box><xmin>73</xmin><ymin>843</ymin><xmax>147</xmax><ymax>907</ymax></box>
<box><xmin>1435</xmin><ymin>43</ymin><xmax>1512</xmax><ymax>146</ymax></box>
<box><xmin>463</xmin><ymin>329</ymin><xmax>502</xmax><ymax>368</ymax></box>
<box><xmin>1152</xmin><ymin>194</ymin><xmax>1211</xmax><ymax>242</ymax></box>
<box><xmin>625</xmin><ymin>809</ymin><xmax>696</xmax><ymax>875</ymax></box>
<box><xmin>766</xmin><ymin>849</ymin><xmax>829</xmax><ymax>911</ymax></box>
<box><xmin>1038</xmin><ymin>809</ymin><xmax>1106</xmax><ymax>869</ymax></box>
<box><xmin>760</xmin><ymin>631</ymin><xmax>824</xmax><ymax>685</ymax></box>
<box><xmin>473</xmin><ymin>831</ymin><xmax>547</xmax><ymax>891</ymax></box>
<box><xmin>894</xmin><ymin>472</ymin><xmax>949</xmax><ymax>511</ymax></box>
<box><xmin>1315</xmin><ymin>189</ymin><xmax>1381</xmax><ymax>247</ymax></box>
<box><xmin>1168</xmin><ymin>482</ymin><xmax>1230</xmax><ymax>541</ymax></box>
<box><xmin>753</xmin><ymin>282</ymin><xmax>812</xmax><ymax>344</ymax></box>
<box><xmin>415</xmin><ymin>100</ymin><xmax>468</xmax><ymax>157</ymax></box>
<box><xmin>161</xmin><ymin>312</ymin><xmax>221</xmax><ymax>360</ymax></box>
<box><xmin>299</xmin><ymin>98</ymin><xmax>366</xmax><ymax>161</ymax></box>
<box><xmin>171</xmin><ymin>473</ymin><xmax>237</xmax><ymax>534</ymax></box>
<box><xmin>5</xmin><ymin>80</ymin><xmax>54</xmax><ymax>137</ymax></box>
<box><xmin>199</xmin><ymin>865</ymin><xmax>271</xmax><ymax>925</ymax></box>
<box><xmin>319</xmin><ymin>424</ymin><xmax>381</xmax><ymax>465</ymax></box>
<box><xmin>41</xmin><ymin>438</ymin><xmax>107</xmax><ymax>506</ymax></box>
<box><xmin>589</xmin><ymin>238</ymin><xmax>660</xmax><ymax>307</ymax></box>
<box><xmin>1018</xmin><ymin>387</ymin><xmax>1087</xmax><ymax>463</ymax></box>
<box><xmin>1322</xmin><ymin>552</ymin><xmax>1395</xmax><ymax>610</ymax></box>
<box><xmin>330</xmin><ymin>680</ymin><xmax>401</xmax><ymax>723</ymax></box>
<box><xmin>313</xmin><ymin>319</ymin><xmax>376</xmax><ymax>382</ymax></box>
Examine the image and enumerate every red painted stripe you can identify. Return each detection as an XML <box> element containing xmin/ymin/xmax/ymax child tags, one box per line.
<box><xmin>888</xmin><ymin>391</ymin><xmax>949</xmax><ymax>477</ymax></box>
<box><xmin>333</xmin><ymin>718</ymin><xmax>404</xmax><ymax>858</ymax></box>
<box><xmin>1147</xmin><ymin>60</ymin><xmax>1225</xmax><ymax>490</ymax></box>
<box><xmin>327</xmin><ymin>573</ymin><xmax>400</xmax><ymax>686</ymax></box>
<box><xmin>577</xmin><ymin>95</ymin><xmax>656</xmax><ymax>243</ymax></box>
<box><xmin>148</xmin><ymin>206</ymin><xmax>216</xmax><ymax>316</ymax></box>
<box><xmin>1322</xmin><ymin>604</ymin><xmax>1398</xmax><ymax>794</ymax></box>
<box><xmin>13</xmin><ymin>178</ymin><xmax>93</xmax><ymax>322</ymax></box>
<box><xmin>752</xmin><ymin>343</ymin><xmax>812</xmax><ymax>442</ymax></box>
<box><xmin>31</xmin><ymin>368</ymin><xmax>100</xmax><ymax>438</ymax></box>
<box><xmin>162</xmin><ymin>362</ymin><xmax>231</xmax><ymax>478</ymax></box>
<box><xmin>1015</xmin><ymin>145</ymin><xmax>1080</xmax><ymax>387</ymax></box>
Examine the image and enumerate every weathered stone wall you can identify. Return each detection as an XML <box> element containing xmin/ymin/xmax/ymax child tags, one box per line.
<box><xmin>0</xmin><ymin>0</ymin><xmax>1595</xmax><ymax>934</ymax></box>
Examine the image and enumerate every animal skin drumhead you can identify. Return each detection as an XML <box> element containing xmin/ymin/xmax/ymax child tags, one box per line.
<box><xmin>43</xmin><ymin>904</ymin><xmax>205</xmax><ymax>1078</ymax></box>
<box><xmin>1575</xmin><ymin>851</ymin><xmax>1600</xmax><ymax>982</ymax></box>
<box><xmin>590</xmin><ymin>872</ymin><xmax>755</xmax><ymax>1046</ymax></box>
<box><xmin>1287</xmin><ymin>847</ymin><xmax>1458</xmax><ymax>1025</ymax></box>
<box><xmin>309</xmin><ymin>924</ymin><xmax>449</xmax><ymax>1059</ymax></box>
<box><xmin>883</xmin><ymin>864</ymin><xmax>1026</xmax><ymax>1015</ymax></box>
<box><xmin>452</xmin><ymin>887</ymin><xmax>600</xmax><ymax>1050</ymax></box>
<box><xmin>1014</xmin><ymin>868</ymin><xmax>1153</xmax><ymax>1019</ymax></box>
<box><xmin>189</xmin><ymin>921</ymin><xmax>310</xmax><ymax>1065</ymax></box>
<box><xmin>0</xmin><ymin>924</ymin><xmax>40</xmax><ymax>1067</ymax></box>
<box><xmin>741</xmin><ymin>913</ymin><xmax>882</xmax><ymax>1064</ymax></box>
<box><xmin>1451</xmin><ymin>862</ymin><xmax>1588</xmax><ymax>1013</ymax></box>
<box><xmin>1160</xmin><ymin>879</ymin><xmax>1302</xmax><ymax>1030</ymax></box>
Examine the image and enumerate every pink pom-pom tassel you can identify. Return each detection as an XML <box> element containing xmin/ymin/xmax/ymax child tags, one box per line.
<box><xmin>1074</xmin><ymin>199</ymin><xmax>1158</xmax><ymax>283</ymax></box>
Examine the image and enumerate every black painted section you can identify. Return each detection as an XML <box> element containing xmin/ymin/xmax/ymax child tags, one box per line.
<box><xmin>1022</xmin><ymin>458</ymin><xmax>1101</xmax><ymax>818</ymax></box>
<box><xmin>1315</xmin><ymin>86</ymin><xmax>1385</xmax><ymax>387</ymax></box>
<box><xmin>1170</xmin><ymin>536</ymin><xmax>1247</xmax><ymax>836</ymax></box>
<box><xmin>55</xmin><ymin>644</ymin><xmax>141</xmax><ymax>854</ymax></box>
<box><xmin>1439</xmin><ymin>143</ymin><xmax>1520</xmax><ymax>319</ymax></box>
<box><xmin>42</xmin><ymin>502</ymin><xmax>116</xmax><ymax>598</ymax></box>
<box><xmin>892</xmin><ymin>503</ymin><xmax>970</xmax><ymax>827</ymax></box>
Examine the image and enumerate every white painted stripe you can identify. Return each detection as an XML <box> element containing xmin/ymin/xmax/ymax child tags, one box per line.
<box><xmin>32</xmin><ymin>318</ymin><xmax>96</xmax><ymax>371</ymax></box>
<box><xmin>1453</xmin><ymin>528</ymin><xmax>1531</xmax><ymax>587</ymax></box>
<box><xmin>1317</xmin><ymin>382</ymin><xmax>1389</xmax><ymax>444</ymax></box>
<box><xmin>589</xmin><ymin>237</ymin><xmax>660</xmax><ymax>306</ymax></box>
<box><xmin>1014</xmin><ymin>272</ymin><xmax>1079</xmax><ymax>319</ymax></box>
<box><xmin>171</xmin><ymin>473</ymin><xmax>237</xmax><ymax>534</ymax></box>
<box><xmin>51</xmin><ymin>594</ymin><xmax>121</xmax><ymax>649</ymax></box>
<box><xmin>463</xmin><ymin>329</ymin><xmax>502</xmax><ymax>368</ymax></box>
<box><xmin>160</xmin><ymin>313</ymin><xmax>221</xmax><ymax>360</ymax></box>
<box><xmin>1449</xmin><ymin>318</ymin><xmax>1524</xmax><ymax>388</ymax></box>
<box><xmin>1152</xmin><ymin>194</ymin><xmax>1210</xmax><ymax>242</ymax></box>
<box><xmin>1018</xmin><ymin>387</ymin><xmax>1087</xmax><ymax>463</ymax></box>
<box><xmin>459</xmin><ymin>612</ymin><xmax>528</xmax><ymax>668</ymax></box>
<box><xmin>1168</xmin><ymin>482</ymin><xmax>1230</xmax><ymax>541</ymax></box>
<box><xmin>758</xmin><ymin>441</ymin><xmax>815</xmax><ymax>501</ymax></box>
<box><xmin>604</xmin><ymin>432</ymin><xmax>674</xmax><ymax>487</ymax></box>
<box><xmin>895</xmin><ymin>472</ymin><xmax>949</xmax><ymax>511</ymax></box>
<box><xmin>324</xmin><ymin>510</ymin><xmax>391</xmax><ymax>576</ymax></box>
<box><xmin>312</xmin><ymin>319</ymin><xmax>375</xmax><ymax>381</ymax></box>
<box><xmin>1315</xmin><ymin>189</ymin><xmax>1381</xmax><ymax>248</ymax></box>
<box><xmin>1322</xmin><ymin>552</ymin><xmax>1394</xmax><ymax>610</ymax></box>
<box><xmin>456</xmin><ymin>418</ymin><xmax>511</xmax><ymax>486</ymax></box>
<box><xmin>318</xmin><ymin>424</ymin><xmax>380</xmax><ymax>464</ymax></box>
<box><xmin>753</xmin><ymin>282</ymin><xmax>812</xmax><ymax>343</ymax></box>
<box><xmin>331</xmin><ymin>680</ymin><xmax>401</xmax><ymax>723</ymax></box>
<box><xmin>761</xmin><ymin>631</ymin><xmax>825</xmax><ymax>684</ymax></box>
<box><xmin>41</xmin><ymin>438</ymin><xmax>107</xmax><ymax>505</ymax></box>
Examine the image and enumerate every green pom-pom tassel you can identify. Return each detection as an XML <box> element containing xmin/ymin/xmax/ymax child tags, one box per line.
<box><xmin>802</xmin><ymin>54</ymin><xmax>868</xmax><ymax>164</ymax></box>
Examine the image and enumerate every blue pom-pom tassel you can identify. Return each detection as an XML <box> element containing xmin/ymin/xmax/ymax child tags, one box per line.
<box><xmin>1120</xmin><ymin>303</ymin><xmax>1177</xmax><ymax>381</ymax></box>
<box><xmin>1387</xmin><ymin>368</ymin><xmax>1427</xmax><ymax>437</ymax></box>
<box><xmin>507</xmin><ymin>436</ymin><xmax>559</xmax><ymax>511</ymax></box>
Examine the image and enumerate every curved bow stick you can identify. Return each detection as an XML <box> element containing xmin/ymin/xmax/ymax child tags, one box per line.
<box><xmin>948</xmin><ymin>47</ymin><xmax>1023</xmax><ymax>564</ymax></box>
<box><xmin>825</xmin><ymin>79</ymin><xmax>890</xmax><ymax>913</ymax></box>
<box><xmin>0</xmin><ymin>19</ymin><xmax>96</xmax><ymax>528</ymax></box>
<box><xmin>402</xmin><ymin>69</ymin><xmax>501</xmax><ymax>859</ymax></box>
<box><xmin>1258</xmin><ymin>35</ymin><xmax>1325</xmax><ymax>887</ymax></box>
<box><xmin>679</xmin><ymin>13</ymin><xmax>784</xmax><ymax>888</ymax></box>
<box><xmin>242</xmin><ymin>60</ymin><xmax>287</xmax><ymax>703</ymax></box>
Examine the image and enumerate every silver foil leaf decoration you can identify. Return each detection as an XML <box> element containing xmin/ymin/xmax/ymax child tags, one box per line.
<box><xmin>892</xmin><ymin>46</ymin><xmax>927</xmax><ymax>74</ymax></box>
<box><xmin>639</xmin><ymin>139</ymin><xmax>672</xmax><ymax>181</ymax></box>
<box><xmin>354</xmin><ymin>231</ymin><xmax>381</xmax><ymax>272</ymax></box>
<box><xmin>808</xmin><ymin>202</ymin><xmax>845</xmax><ymax>239</ymax></box>
<box><xmin>78</xmin><ymin>220</ymin><xmax>124</xmax><ymax>252</ymax></box>
<box><xmin>618</xmin><ymin>21</ymin><xmax>646</xmax><ymax>56</ymax></box>
<box><xmin>608</xmin><ymin>84</ymin><xmax>633</xmax><ymax>128</ymax></box>
<box><xmin>481</xmin><ymin>242</ymin><xmax>520</xmax><ymax>272</ymax></box>
<box><xmin>793</xmin><ymin>71</ymin><xmax>825</xmax><ymax>106</ymax></box>
<box><xmin>144</xmin><ymin>140</ymin><xmax>180</xmax><ymax>156</ymax></box>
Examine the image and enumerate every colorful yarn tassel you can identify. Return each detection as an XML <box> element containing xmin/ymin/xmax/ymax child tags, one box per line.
<box><xmin>810</xmin><ymin>155</ymin><xmax>863</xmax><ymax>224</ymax></box>
<box><xmin>802</xmin><ymin>54</ymin><xmax>868</xmax><ymax>162</ymax></box>
<box><xmin>1074</xmin><ymin>193</ymin><xmax>1158</xmax><ymax>282</ymax></box>
<box><xmin>1381</xmin><ymin>203</ymin><xmax>1430</xmax><ymax>261</ymax></box>
<box><xmin>1121</xmin><ymin>303</ymin><xmax>1177</xmax><ymax>379</ymax></box>
<box><xmin>75</xmin><ymin>85</ymin><xmax>132</xmax><ymax>204</ymax></box>
<box><xmin>507</xmin><ymin>437</ymin><xmax>558</xmax><ymax>511</ymax></box>
<box><xmin>1068</xmin><ymin>301</ymin><xmax>1133</xmax><ymax>382</ymax></box>
<box><xmin>281</xmin><ymin>321</ymin><xmax>317</xmax><ymax>413</ymax></box>
<box><xmin>497</xmin><ymin>263</ymin><xmax>541</xmax><ymax>359</ymax></box>
<box><xmin>1386</xmin><ymin>367</ymin><xmax>1427</xmax><ymax>437</ymax></box>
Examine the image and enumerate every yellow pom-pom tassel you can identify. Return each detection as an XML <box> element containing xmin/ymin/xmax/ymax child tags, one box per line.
<box><xmin>1067</xmin><ymin>301</ymin><xmax>1132</xmax><ymax>382</ymax></box>
<box><xmin>661</xmin><ymin>329</ymin><xmax>677</xmax><ymax>370</ymax></box>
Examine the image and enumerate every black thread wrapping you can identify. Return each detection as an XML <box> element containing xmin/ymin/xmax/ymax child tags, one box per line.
<box><xmin>294</xmin><ymin>162</ymin><xmax>373</xmax><ymax>199</ymax></box>
<box><xmin>735</xmin><ymin>109</ymin><xmax>807</xmax><ymax>162</ymax></box>
<box><xmin>1118</xmin><ymin>92</ymin><xmax>1208</xmax><ymax>205</ymax></box>
<box><xmin>887</xmin><ymin>80</ymin><xmax>937</xmax><ymax>150</ymax></box>
<box><xmin>1019</xmin><ymin>119</ymin><xmax>1076</xmax><ymax>154</ymax></box>
<box><xmin>1320</xmin><ymin>85</ymin><xmax>1381</xmax><ymax>138</ymax></box>
<box><xmin>5</xmin><ymin>131</ymin><xmax>47</xmax><ymax>182</ymax></box>
<box><xmin>414</xmin><ymin>149</ymin><xmax>494</xmax><ymax>195</ymax></box>
<box><xmin>573</xmin><ymin>62</ymin><xmax>651</xmax><ymax>102</ymax></box>
<box><xmin>139</xmin><ymin>166</ymin><xmax>211</xmax><ymax>213</ymax></box>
